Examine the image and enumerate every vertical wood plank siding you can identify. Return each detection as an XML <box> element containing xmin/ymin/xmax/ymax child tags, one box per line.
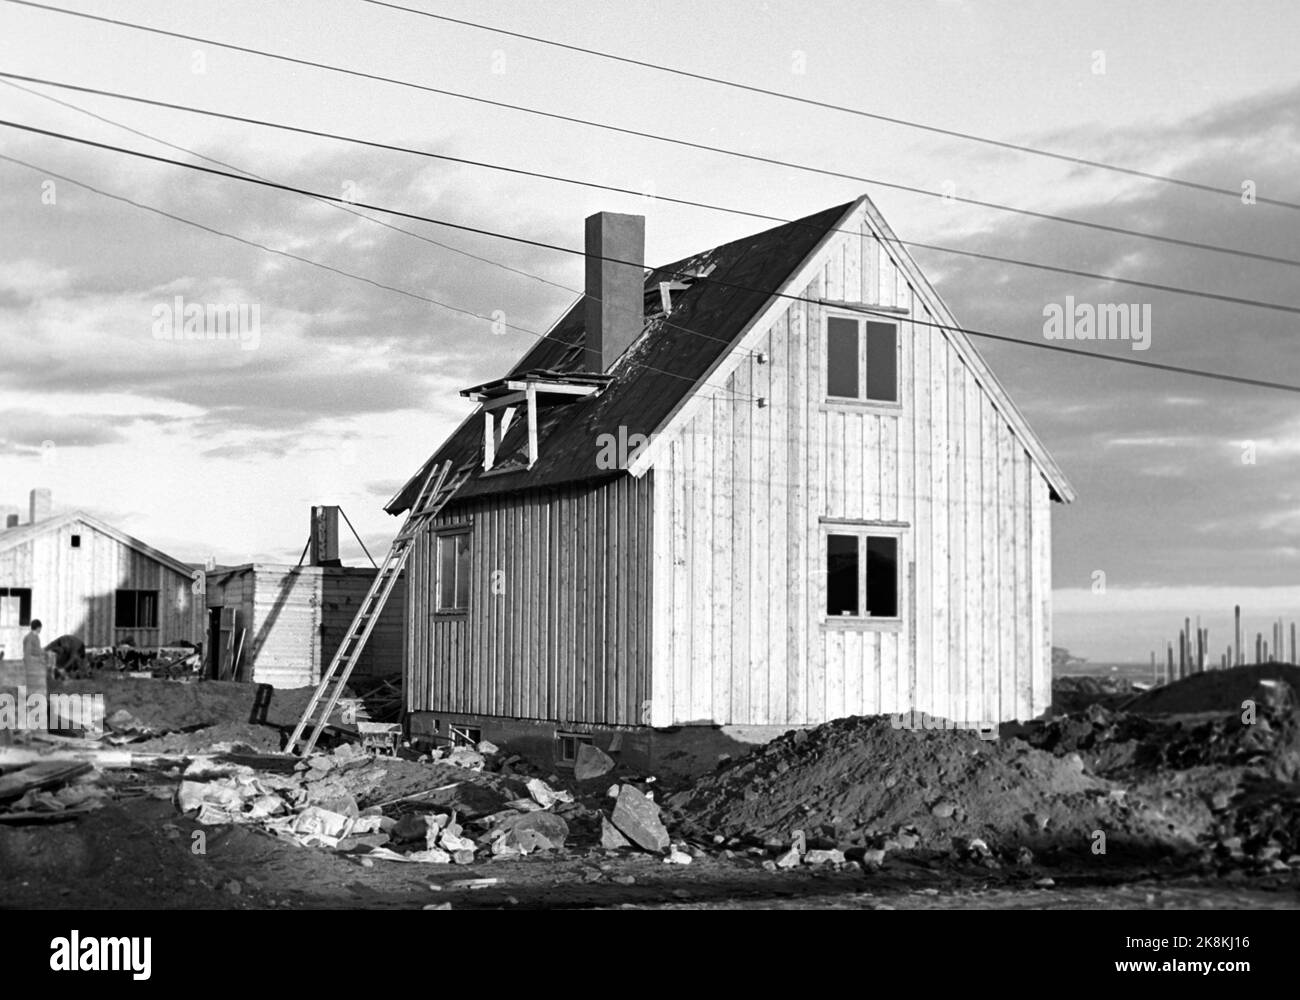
<box><xmin>0</xmin><ymin>517</ymin><xmax>202</xmax><ymax>655</ymax></box>
<box><xmin>652</xmin><ymin>203</ymin><xmax>1054</xmax><ymax>727</ymax></box>
<box><xmin>408</xmin><ymin>474</ymin><xmax>653</xmax><ymax>725</ymax></box>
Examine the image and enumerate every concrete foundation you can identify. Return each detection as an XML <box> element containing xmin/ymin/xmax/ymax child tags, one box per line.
<box><xmin>408</xmin><ymin>712</ymin><xmax>805</xmax><ymax>780</ymax></box>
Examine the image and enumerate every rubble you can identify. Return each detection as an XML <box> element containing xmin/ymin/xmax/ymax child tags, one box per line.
<box><xmin>573</xmin><ymin>743</ymin><xmax>616</xmax><ymax>780</ymax></box>
<box><xmin>608</xmin><ymin>784</ymin><xmax>670</xmax><ymax>852</ymax></box>
<box><xmin>600</xmin><ymin>816</ymin><xmax>631</xmax><ymax>849</ymax></box>
<box><xmin>525</xmin><ymin>777</ymin><xmax>574</xmax><ymax>809</ymax></box>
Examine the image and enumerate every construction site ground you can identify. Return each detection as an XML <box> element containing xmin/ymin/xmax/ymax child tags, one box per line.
<box><xmin>2</xmin><ymin>669</ymin><xmax>1299</xmax><ymax>910</ymax></box>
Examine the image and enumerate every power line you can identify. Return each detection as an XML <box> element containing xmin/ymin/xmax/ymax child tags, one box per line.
<box><xmin>0</xmin><ymin>77</ymin><xmax>577</xmax><ymax>296</ymax></box>
<box><xmin>360</xmin><ymin>0</ymin><xmax>1300</xmax><ymax>214</ymax></box>
<box><xmin>6</xmin><ymin>117</ymin><xmax>1297</xmax><ymax>397</ymax></box>
<box><xmin>6</xmin><ymin>71</ymin><xmax>1299</xmax><ymax>318</ymax></box>
<box><xmin>6</xmin><ymin>0</ymin><xmax>1298</xmax><ymax>270</ymax></box>
<box><xmin>0</xmin><ymin>80</ymin><xmax>763</xmax><ymax>378</ymax></box>
<box><xmin>0</xmin><ymin>149</ymin><xmax>756</xmax><ymax>400</ymax></box>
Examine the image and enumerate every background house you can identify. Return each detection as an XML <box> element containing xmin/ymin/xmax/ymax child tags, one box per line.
<box><xmin>204</xmin><ymin>506</ymin><xmax>404</xmax><ymax>688</ymax></box>
<box><xmin>388</xmin><ymin>195</ymin><xmax>1074</xmax><ymax>776</ymax></box>
<box><xmin>0</xmin><ymin>488</ymin><xmax>204</xmax><ymax>657</ymax></box>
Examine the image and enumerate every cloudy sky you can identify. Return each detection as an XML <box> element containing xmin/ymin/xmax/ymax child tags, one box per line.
<box><xmin>0</xmin><ymin>0</ymin><xmax>1297</xmax><ymax>663</ymax></box>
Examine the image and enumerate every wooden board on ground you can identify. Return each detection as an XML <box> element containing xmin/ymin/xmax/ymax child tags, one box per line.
<box><xmin>0</xmin><ymin>804</ymin><xmax>102</xmax><ymax>824</ymax></box>
<box><xmin>0</xmin><ymin>760</ymin><xmax>93</xmax><ymax>801</ymax></box>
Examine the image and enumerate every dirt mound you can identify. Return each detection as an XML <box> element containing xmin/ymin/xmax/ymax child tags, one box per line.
<box><xmin>53</xmin><ymin>677</ymin><xmax>339</xmax><ymax>736</ymax></box>
<box><xmin>1125</xmin><ymin>663</ymin><xmax>1300</xmax><ymax>715</ymax></box>
<box><xmin>666</xmin><ymin>715</ymin><xmax>1183</xmax><ymax>856</ymax></box>
<box><xmin>1051</xmin><ymin>674</ymin><xmax>1142</xmax><ymax>714</ymax></box>
<box><xmin>1023</xmin><ymin>703</ymin><xmax>1300</xmax><ymax>781</ymax></box>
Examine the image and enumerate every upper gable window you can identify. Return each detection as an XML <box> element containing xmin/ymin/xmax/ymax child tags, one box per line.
<box><xmin>826</xmin><ymin>316</ymin><xmax>898</xmax><ymax>403</ymax></box>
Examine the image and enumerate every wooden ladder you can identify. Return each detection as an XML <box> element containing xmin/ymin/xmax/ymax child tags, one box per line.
<box><xmin>286</xmin><ymin>459</ymin><xmax>464</xmax><ymax>756</ymax></box>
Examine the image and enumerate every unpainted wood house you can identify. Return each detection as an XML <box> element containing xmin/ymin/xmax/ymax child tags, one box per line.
<box><xmin>0</xmin><ymin>489</ymin><xmax>204</xmax><ymax>658</ymax></box>
<box><xmin>387</xmin><ymin>195</ymin><xmax>1074</xmax><ymax>776</ymax></box>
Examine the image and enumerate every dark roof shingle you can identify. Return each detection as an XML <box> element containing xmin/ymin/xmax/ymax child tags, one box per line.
<box><xmin>387</xmin><ymin>201</ymin><xmax>855</xmax><ymax>513</ymax></box>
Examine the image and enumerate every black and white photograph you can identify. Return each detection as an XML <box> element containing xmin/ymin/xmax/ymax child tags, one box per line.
<box><xmin>0</xmin><ymin>0</ymin><xmax>1295</xmax><ymax>973</ymax></box>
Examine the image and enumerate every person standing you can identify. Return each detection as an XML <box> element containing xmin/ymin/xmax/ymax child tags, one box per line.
<box><xmin>23</xmin><ymin>618</ymin><xmax>48</xmax><ymax>703</ymax></box>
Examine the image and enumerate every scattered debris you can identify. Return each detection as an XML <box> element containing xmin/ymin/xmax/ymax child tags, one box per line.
<box><xmin>573</xmin><ymin>743</ymin><xmax>616</xmax><ymax>780</ymax></box>
<box><xmin>610</xmin><ymin>784</ymin><xmax>670</xmax><ymax>853</ymax></box>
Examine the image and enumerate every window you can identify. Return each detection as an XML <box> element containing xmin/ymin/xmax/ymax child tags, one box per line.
<box><xmin>449</xmin><ymin>724</ymin><xmax>481</xmax><ymax>747</ymax></box>
<box><xmin>114</xmin><ymin>589</ymin><xmax>158</xmax><ymax>629</ymax></box>
<box><xmin>0</xmin><ymin>587</ymin><xmax>32</xmax><ymax>627</ymax></box>
<box><xmin>557</xmin><ymin>733</ymin><xmax>593</xmax><ymax>764</ymax></box>
<box><xmin>825</xmin><ymin>532</ymin><xmax>899</xmax><ymax>619</ymax></box>
<box><xmin>826</xmin><ymin>316</ymin><xmax>898</xmax><ymax>403</ymax></box>
<box><xmin>435</xmin><ymin>530</ymin><xmax>472</xmax><ymax>612</ymax></box>
<box><xmin>70</xmin><ymin>534</ymin><xmax>81</xmax><ymax>548</ymax></box>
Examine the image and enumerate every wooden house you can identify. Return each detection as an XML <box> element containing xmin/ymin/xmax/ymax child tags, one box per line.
<box><xmin>203</xmin><ymin>508</ymin><xmax>404</xmax><ymax>688</ymax></box>
<box><xmin>0</xmin><ymin>490</ymin><xmax>203</xmax><ymax>657</ymax></box>
<box><xmin>387</xmin><ymin>196</ymin><xmax>1074</xmax><ymax>776</ymax></box>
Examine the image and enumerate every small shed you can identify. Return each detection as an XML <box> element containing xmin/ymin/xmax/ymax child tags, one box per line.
<box><xmin>203</xmin><ymin>508</ymin><xmax>405</xmax><ymax>688</ymax></box>
<box><xmin>0</xmin><ymin>490</ymin><xmax>203</xmax><ymax>657</ymax></box>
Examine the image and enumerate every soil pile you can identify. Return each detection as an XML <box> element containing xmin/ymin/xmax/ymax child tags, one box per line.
<box><xmin>1023</xmin><ymin>702</ymin><xmax>1300</xmax><ymax>781</ymax></box>
<box><xmin>56</xmin><ymin>677</ymin><xmax>326</xmax><ymax>732</ymax></box>
<box><xmin>666</xmin><ymin>715</ymin><xmax>1178</xmax><ymax>855</ymax></box>
<box><xmin>1051</xmin><ymin>674</ymin><xmax>1143</xmax><ymax>714</ymax></box>
<box><xmin>1125</xmin><ymin>663</ymin><xmax>1300</xmax><ymax>715</ymax></box>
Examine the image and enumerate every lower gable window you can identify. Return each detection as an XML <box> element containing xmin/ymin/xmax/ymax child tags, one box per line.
<box><xmin>825</xmin><ymin>532</ymin><xmax>899</xmax><ymax>619</ymax></box>
<box><xmin>0</xmin><ymin>587</ymin><xmax>32</xmax><ymax>627</ymax></box>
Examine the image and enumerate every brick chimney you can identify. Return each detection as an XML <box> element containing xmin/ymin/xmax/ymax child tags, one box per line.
<box><xmin>29</xmin><ymin>488</ymin><xmax>51</xmax><ymax>524</ymax></box>
<box><xmin>309</xmin><ymin>505</ymin><xmax>340</xmax><ymax>567</ymax></box>
<box><xmin>583</xmin><ymin>211</ymin><xmax>645</xmax><ymax>373</ymax></box>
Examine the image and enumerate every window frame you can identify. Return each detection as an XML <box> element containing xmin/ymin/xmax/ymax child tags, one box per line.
<box><xmin>819</xmin><ymin>523</ymin><xmax>906</xmax><ymax>630</ymax></box>
<box><xmin>822</xmin><ymin>310</ymin><xmax>902</xmax><ymax>409</ymax></box>
<box><xmin>557</xmin><ymin>732</ymin><xmax>594</xmax><ymax>764</ymax></box>
<box><xmin>448</xmin><ymin>723</ymin><xmax>481</xmax><ymax>747</ymax></box>
<box><xmin>433</xmin><ymin>526</ymin><xmax>472</xmax><ymax>616</ymax></box>
<box><xmin>114</xmin><ymin>589</ymin><xmax>159</xmax><ymax>629</ymax></box>
<box><xmin>0</xmin><ymin>587</ymin><xmax>32</xmax><ymax>627</ymax></box>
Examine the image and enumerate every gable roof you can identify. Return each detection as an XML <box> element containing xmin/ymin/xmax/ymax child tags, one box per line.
<box><xmin>0</xmin><ymin>510</ymin><xmax>194</xmax><ymax>578</ymax></box>
<box><xmin>388</xmin><ymin>195</ymin><xmax>1073</xmax><ymax>514</ymax></box>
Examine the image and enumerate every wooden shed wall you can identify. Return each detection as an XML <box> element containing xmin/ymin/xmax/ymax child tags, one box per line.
<box><xmin>213</xmin><ymin>566</ymin><xmax>405</xmax><ymax>689</ymax></box>
<box><xmin>319</xmin><ymin>569</ymin><xmax>405</xmax><ymax>680</ymax></box>
<box><xmin>651</xmin><ymin>207</ymin><xmax>1053</xmax><ymax>728</ymax></box>
<box><xmin>408</xmin><ymin>474</ymin><xmax>653</xmax><ymax>725</ymax></box>
<box><xmin>0</xmin><ymin>517</ymin><xmax>202</xmax><ymax>655</ymax></box>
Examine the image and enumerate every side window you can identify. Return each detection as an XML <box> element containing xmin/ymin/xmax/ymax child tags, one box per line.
<box><xmin>114</xmin><ymin>589</ymin><xmax>158</xmax><ymax>628</ymax></box>
<box><xmin>0</xmin><ymin>587</ymin><xmax>32</xmax><ymax>627</ymax></box>
<box><xmin>435</xmin><ymin>531</ymin><xmax>471</xmax><ymax>612</ymax></box>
